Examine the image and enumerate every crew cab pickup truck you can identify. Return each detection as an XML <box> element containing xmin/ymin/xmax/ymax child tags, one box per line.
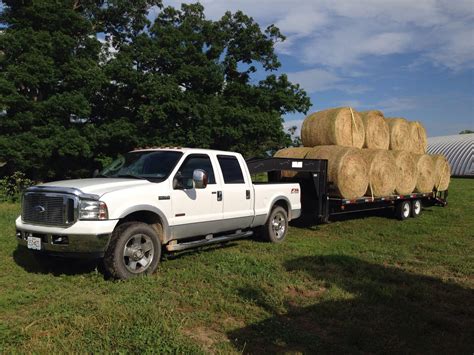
<box><xmin>16</xmin><ymin>148</ymin><xmax>301</xmax><ymax>279</ymax></box>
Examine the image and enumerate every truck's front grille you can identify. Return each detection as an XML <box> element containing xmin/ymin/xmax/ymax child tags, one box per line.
<box><xmin>22</xmin><ymin>193</ymin><xmax>77</xmax><ymax>227</ymax></box>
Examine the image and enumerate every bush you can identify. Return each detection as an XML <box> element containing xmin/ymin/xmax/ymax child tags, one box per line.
<box><xmin>0</xmin><ymin>172</ymin><xmax>33</xmax><ymax>202</ymax></box>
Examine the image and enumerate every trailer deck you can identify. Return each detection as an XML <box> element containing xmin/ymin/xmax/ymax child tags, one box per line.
<box><xmin>247</xmin><ymin>157</ymin><xmax>447</xmax><ymax>222</ymax></box>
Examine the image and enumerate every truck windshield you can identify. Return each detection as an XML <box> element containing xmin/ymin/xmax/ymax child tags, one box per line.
<box><xmin>99</xmin><ymin>151</ymin><xmax>183</xmax><ymax>182</ymax></box>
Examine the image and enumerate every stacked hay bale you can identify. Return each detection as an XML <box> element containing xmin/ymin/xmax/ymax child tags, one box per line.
<box><xmin>431</xmin><ymin>154</ymin><xmax>451</xmax><ymax>191</ymax></box>
<box><xmin>305</xmin><ymin>146</ymin><xmax>368</xmax><ymax>199</ymax></box>
<box><xmin>275</xmin><ymin>106</ymin><xmax>450</xmax><ymax>199</ymax></box>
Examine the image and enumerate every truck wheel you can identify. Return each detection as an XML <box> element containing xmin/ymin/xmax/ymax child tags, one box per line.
<box><xmin>395</xmin><ymin>200</ymin><xmax>411</xmax><ymax>220</ymax></box>
<box><xmin>103</xmin><ymin>222</ymin><xmax>161</xmax><ymax>280</ymax></box>
<box><xmin>262</xmin><ymin>206</ymin><xmax>288</xmax><ymax>243</ymax></box>
<box><xmin>411</xmin><ymin>199</ymin><xmax>422</xmax><ymax>218</ymax></box>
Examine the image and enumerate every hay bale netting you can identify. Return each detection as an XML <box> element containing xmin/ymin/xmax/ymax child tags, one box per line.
<box><xmin>305</xmin><ymin>146</ymin><xmax>368</xmax><ymax>199</ymax></box>
<box><xmin>301</xmin><ymin>107</ymin><xmax>365</xmax><ymax>148</ymax></box>
<box><xmin>409</xmin><ymin>121</ymin><xmax>428</xmax><ymax>154</ymax></box>
<box><xmin>391</xmin><ymin>150</ymin><xmax>418</xmax><ymax>195</ymax></box>
<box><xmin>431</xmin><ymin>154</ymin><xmax>451</xmax><ymax>191</ymax></box>
<box><xmin>274</xmin><ymin>147</ymin><xmax>313</xmax><ymax>178</ymax></box>
<box><xmin>360</xmin><ymin>149</ymin><xmax>397</xmax><ymax>197</ymax></box>
<box><xmin>413</xmin><ymin>154</ymin><xmax>435</xmax><ymax>193</ymax></box>
<box><xmin>360</xmin><ymin>110</ymin><xmax>390</xmax><ymax>150</ymax></box>
<box><xmin>386</xmin><ymin>117</ymin><xmax>411</xmax><ymax>151</ymax></box>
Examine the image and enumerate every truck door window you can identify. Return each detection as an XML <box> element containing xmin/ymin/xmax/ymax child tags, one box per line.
<box><xmin>217</xmin><ymin>155</ymin><xmax>245</xmax><ymax>184</ymax></box>
<box><xmin>174</xmin><ymin>154</ymin><xmax>216</xmax><ymax>189</ymax></box>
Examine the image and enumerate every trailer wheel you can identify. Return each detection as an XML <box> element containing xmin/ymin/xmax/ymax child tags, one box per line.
<box><xmin>262</xmin><ymin>206</ymin><xmax>288</xmax><ymax>243</ymax></box>
<box><xmin>103</xmin><ymin>222</ymin><xmax>161</xmax><ymax>280</ymax></box>
<box><xmin>411</xmin><ymin>199</ymin><xmax>422</xmax><ymax>218</ymax></box>
<box><xmin>396</xmin><ymin>200</ymin><xmax>411</xmax><ymax>220</ymax></box>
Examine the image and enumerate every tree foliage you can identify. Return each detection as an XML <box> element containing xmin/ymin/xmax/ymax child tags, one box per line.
<box><xmin>0</xmin><ymin>0</ymin><xmax>310</xmax><ymax>180</ymax></box>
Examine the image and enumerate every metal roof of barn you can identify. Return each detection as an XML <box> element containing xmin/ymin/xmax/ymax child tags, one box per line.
<box><xmin>427</xmin><ymin>133</ymin><xmax>473</xmax><ymax>176</ymax></box>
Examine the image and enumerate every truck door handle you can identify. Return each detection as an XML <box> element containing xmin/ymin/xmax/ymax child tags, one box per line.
<box><xmin>217</xmin><ymin>191</ymin><xmax>222</xmax><ymax>201</ymax></box>
<box><xmin>246</xmin><ymin>190</ymin><xmax>250</xmax><ymax>199</ymax></box>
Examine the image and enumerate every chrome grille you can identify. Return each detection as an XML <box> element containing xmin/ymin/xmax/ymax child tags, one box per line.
<box><xmin>22</xmin><ymin>193</ymin><xmax>77</xmax><ymax>227</ymax></box>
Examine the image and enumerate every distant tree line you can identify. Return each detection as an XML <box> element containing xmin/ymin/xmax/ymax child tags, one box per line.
<box><xmin>0</xmin><ymin>0</ymin><xmax>310</xmax><ymax>180</ymax></box>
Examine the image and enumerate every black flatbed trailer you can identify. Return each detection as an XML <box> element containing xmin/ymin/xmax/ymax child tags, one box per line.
<box><xmin>247</xmin><ymin>157</ymin><xmax>448</xmax><ymax>222</ymax></box>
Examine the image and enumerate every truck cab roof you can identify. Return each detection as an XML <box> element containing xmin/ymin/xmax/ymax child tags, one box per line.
<box><xmin>131</xmin><ymin>147</ymin><xmax>241</xmax><ymax>156</ymax></box>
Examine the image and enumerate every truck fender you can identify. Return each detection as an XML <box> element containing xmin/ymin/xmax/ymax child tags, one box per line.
<box><xmin>118</xmin><ymin>204</ymin><xmax>171</xmax><ymax>243</ymax></box>
<box><xmin>267</xmin><ymin>196</ymin><xmax>291</xmax><ymax>221</ymax></box>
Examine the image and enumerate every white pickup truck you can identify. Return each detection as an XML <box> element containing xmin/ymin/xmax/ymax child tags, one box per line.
<box><xmin>16</xmin><ymin>148</ymin><xmax>301</xmax><ymax>279</ymax></box>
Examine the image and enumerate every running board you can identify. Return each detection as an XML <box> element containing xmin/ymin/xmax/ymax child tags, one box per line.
<box><xmin>166</xmin><ymin>230</ymin><xmax>253</xmax><ymax>252</ymax></box>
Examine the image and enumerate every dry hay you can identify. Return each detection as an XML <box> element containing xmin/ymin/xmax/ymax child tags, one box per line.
<box><xmin>305</xmin><ymin>146</ymin><xmax>368</xmax><ymax>199</ymax></box>
<box><xmin>301</xmin><ymin>107</ymin><xmax>365</xmax><ymax>148</ymax></box>
<box><xmin>386</xmin><ymin>117</ymin><xmax>411</xmax><ymax>151</ymax></box>
<box><xmin>274</xmin><ymin>147</ymin><xmax>313</xmax><ymax>178</ymax></box>
<box><xmin>391</xmin><ymin>150</ymin><xmax>418</xmax><ymax>195</ymax></box>
<box><xmin>360</xmin><ymin>110</ymin><xmax>390</xmax><ymax>150</ymax></box>
<box><xmin>413</xmin><ymin>154</ymin><xmax>435</xmax><ymax>193</ymax></box>
<box><xmin>360</xmin><ymin>149</ymin><xmax>397</xmax><ymax>197</ymax></box>
<box><xmin>431</xmin><ymin>154</ymin><xmax>451</xmax><ymax>191</ymax></box>
<box><xmin>409</xmin><ymin>121</ymin><xmax>428</xmax><ymax>154</ymax></box>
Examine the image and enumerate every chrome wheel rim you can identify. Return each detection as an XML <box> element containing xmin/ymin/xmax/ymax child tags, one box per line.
<box><xmin>123</xmin><ymin>234</ymin><xmax>154</xmax><ymax>273</ymax></box>
<box><xmin>272</xmin><ymin>212</ymin><xmax>286</xmax><ymax>239</ymax></box>
<box><xmin>413</xmin><ymin>200</ymin><xmax>421</xmax><ymax>215</ymax></box>
<box><xmin>403</xmin><ymin>203</ymin><xmax>410</xmax><ymax>218</ymax></box>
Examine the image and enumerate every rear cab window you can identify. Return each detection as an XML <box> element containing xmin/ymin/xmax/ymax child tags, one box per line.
<box><xmin>217</xmin><ymin>155</ymin><xmax>245</xmax><ymax>184</ymax></box>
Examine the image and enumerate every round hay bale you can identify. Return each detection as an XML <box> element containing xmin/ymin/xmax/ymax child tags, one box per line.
<box><xmin>431</xmin><ymin>154</ymin><xmax>450</xmax><ymax>191</ymax></box>
<box><xmin>386</xmin><ymin>117</ymin><xmax>411</xmax><ymax>151</ymax></box>
<box><xmin>301</xmin><ymin>107</ymin><xmax>365</xmax><ymax>148</ymax></box>
<box><xmin>409</xmin><ymin>121</ymin><xmax>428</xmax><ymax>154</ymax></box>
<box><xmin>274</xmin><ymin>147</ymin><xmax>313</xmax><ymax>178</ymax></box>
<box><xmin>360</xmin><ymin>110</ymin><xmax>390</xmax><ymax>149</ymax></box>
<box><xmin>306</xmin><ymin>146</ymin><xmax>368</xmax><ymax>199</ymax></box>
<box><xmin>360</xmin><ymin>149</ymin><xmax>397</xmax><ymax>197</ymax></box>
<box><xmin>413</xmin><ymin>154</ymin><xmax>435</xmax><ymax>193</ymax></box>
<box><xmin>391</xmin><ymin>150</ymin><xmax>418</xmax><ymax>195</ymax></box>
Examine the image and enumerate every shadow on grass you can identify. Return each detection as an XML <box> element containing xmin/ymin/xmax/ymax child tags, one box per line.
<box><xmin>228</xmin><ymin>255</ymin><xmax>474</xmax><ymax>354</ymax></box>
<box><xmin>13</xmin><ymin>246</ymin><xmax>102</xmax><ymax>277</ymax></box>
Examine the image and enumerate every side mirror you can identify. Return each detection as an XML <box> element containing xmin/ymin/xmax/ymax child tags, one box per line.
<box><xmin>193</xmin><ymin>169</ymin><xmax>208</xmax><ymax>189</ymax></box>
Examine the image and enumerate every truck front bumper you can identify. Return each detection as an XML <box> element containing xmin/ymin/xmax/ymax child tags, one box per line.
<box><xmin>15</xmin><ymin>217</ymin><xmax>119</xmax><ymax>257</ymax></box>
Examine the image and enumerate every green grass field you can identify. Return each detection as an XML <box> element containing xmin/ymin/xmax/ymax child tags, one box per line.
<box><xmin>0</xmin><ymin>179</ymin><xmax>473</xmax><ymax>353</ymax></box>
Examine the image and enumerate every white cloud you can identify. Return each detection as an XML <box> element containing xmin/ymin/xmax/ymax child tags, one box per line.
<box><xmin>334</xmin><ymin>97</ymin><xmax>418</xmax><ymax>113</ymax></box>
<box><xmin>302</xmin><ymin>29</ymin><xmax>413</xmax><ymax>67</ymax></box>
<box><xmin>161</xmin><ymin>0</ymin><xmax>474</xmax><ymax>71</ymax></box>
<box><xmin>287</xmin><ymin>68</ymin><xmax>369</xmax><ymax>94</ymax></box>
<box><xmin>375</xmin><ymin>97</ymin><xmax>418</xmax><ymax>113</ymax></box>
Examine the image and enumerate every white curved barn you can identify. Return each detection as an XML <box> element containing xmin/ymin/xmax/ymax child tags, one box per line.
<box><xmin>427</xmin><ymin>134</ymin><xmax>473</xmax><ymax>177</ymax></box>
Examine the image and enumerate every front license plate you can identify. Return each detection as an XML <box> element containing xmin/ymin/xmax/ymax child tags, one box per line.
<box><xmin>27</xmin><ymin>236</ymin><xmax>42</xmax><ymax>250</ymax></box>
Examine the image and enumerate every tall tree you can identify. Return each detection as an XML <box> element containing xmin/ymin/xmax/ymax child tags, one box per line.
<box><xmin>103</xmin><ymin>3</ymin><xmax>310</xmax><ymax>157</ymax></box>
<box><xmin>0</xmin><ymin>1</ymin><xmax>310</xmax><ymax>180</ymax></box>
<box><xmin>0</xmin><ymin>0</ymin><xmax>160</xmax><ymax>179</ymax></box>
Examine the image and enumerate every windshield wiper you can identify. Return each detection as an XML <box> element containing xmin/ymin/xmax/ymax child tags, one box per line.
<box><xmin>116</xmin><ymin>174</ymin><xmax>145</xmax><ymax>180</ymax></box>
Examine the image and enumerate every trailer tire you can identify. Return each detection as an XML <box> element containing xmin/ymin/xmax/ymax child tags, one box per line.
<box><xmin>396</xmin><ymin>200</ymin><xmax>411</xmax><ymax>220</ymax></box>
<box><xmin>103</xmin><ymin>222</ymin><xmax>161</xmax><ymax>280</ymax></box>
<box><xmin>262</xmin><ymin>206</ymin><xmax>288</xmax><ymax>243</ymax></box>
<box><xmin>411</xmin><ymin>199</ymin><xmax>422</xmax><ymax>218</ymax></box>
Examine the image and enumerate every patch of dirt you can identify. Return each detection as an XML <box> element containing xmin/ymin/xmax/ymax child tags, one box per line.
<box><xmin>285</xmin><ymin>285</ymin><xmax>327</xmax><ymax>299</ymax></box>
<box><xmin>182</xmin><ymin>325</ymin><xmax>226</xmax><ymax>353</ymax></box>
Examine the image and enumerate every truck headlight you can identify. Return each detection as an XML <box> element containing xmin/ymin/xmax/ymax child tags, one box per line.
<box><xmin>79</xmin><ymin>200</ymin><xmax>108</xmax><ymax>220</ymax></box>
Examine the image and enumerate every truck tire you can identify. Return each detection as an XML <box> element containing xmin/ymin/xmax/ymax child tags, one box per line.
<box><xmin>103</xmin><ymin>222</ymin><xmax>161</xmax><ymax>280</ymax></box>
<box><xmin>411</xmin><ymin>199</ymin><xmax>422</xmax><ymax>217</ymax></box>
<box><xmin>395</xmin><ymin>200</ymin><xmax>411</xmax><ymax>220</ymax></box>
<box><xmin>262</xmin><ymin>206</ymin><xmax>288</xmax><ymax>243</ymax></box>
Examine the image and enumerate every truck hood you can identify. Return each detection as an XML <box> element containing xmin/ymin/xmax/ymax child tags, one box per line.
<box><xmin>40</xmin><ymin>178</ymin><xmax>151</xmax><ymax>197</ymax></box>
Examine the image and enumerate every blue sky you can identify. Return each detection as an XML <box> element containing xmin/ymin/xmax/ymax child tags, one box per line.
<box><xmin>162</xmin><ymin>0</ymin><xmax>474</xmax><ymax>137</ymax></box>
